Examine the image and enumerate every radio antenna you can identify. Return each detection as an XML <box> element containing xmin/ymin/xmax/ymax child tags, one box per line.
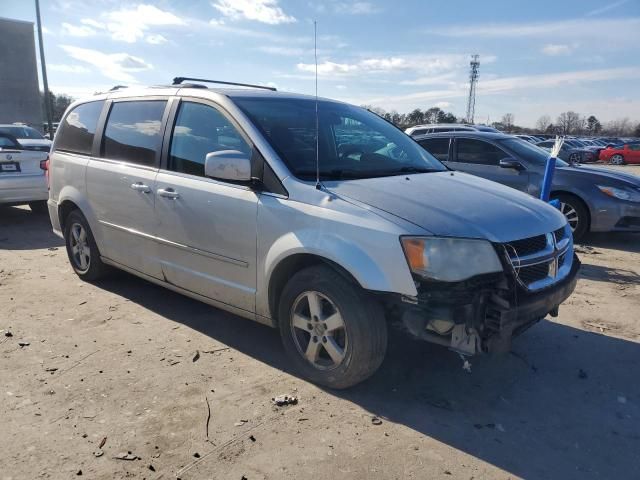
<box><xmin>314</xmin><ymin>20</ymin><xmax>321</xmax><ymax>190</ymax></box>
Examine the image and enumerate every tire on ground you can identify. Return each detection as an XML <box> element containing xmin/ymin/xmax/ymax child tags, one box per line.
<box><xmin>552</xmin><ymin>193</ymin><xmax>589</xmax><ymax>241</ymax></box>
<box><xmin>278</xmin><ymin>264</ymin><xmax>387</xmax><ymax>389</ymax></box>
<box><xmin>63</xmin><ymin>210</ymin><xmax>111</xmax><ymax>281</ymax></box>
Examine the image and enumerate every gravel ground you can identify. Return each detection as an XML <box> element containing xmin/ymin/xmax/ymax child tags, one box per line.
<box><xmin>1</xmin><ymin>165</ymin><xmax>639</xmax><ymax>479</ymax></box>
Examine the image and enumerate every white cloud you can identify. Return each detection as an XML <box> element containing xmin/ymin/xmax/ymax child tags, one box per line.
<box><xmin>585</xmin><ymin>0</ymin><xmax>629</xmax><ymax>16</ymax></box>
<box><xmin>298</xmin><ymin>61</ymin><xmax>359</xmax><ymax>75</ymax></box>
<box><xmin>541</xmin><ymin>44</ymin><xmax>575</xmax><ymax>56</ymax></box>
<box><xmin>61</xmin><ymin>22</ymin><xmax>97</xmax><ymax>37</ymax></box>
<box><xmin>212</xmin><ymin>0</ymin><xmax>296</xmax><ymax>24</ymax></box>
<box><xmin>60</xmin><ymin>45</ymin><xmax>152</xmax><ymax>82</ymax></box>
<box><xmin>104</xmin><ymin>4</ymin><xmax>185</xmax><ymax>43</ymax></box>
<box><xmin>49</xmin><ymin>63</ymin><xmax>91</xmax><ymax>74</ymax></box>
<box><xmin>434</xmin><ymin>101</ymin><xmax>452</xmax><ymax>109</ymax></box>
<box><xmin>80</xmin><ymin>18</ymin><xmax>105</xmax><ymax>29</ymax></box>
<box><xmin>146</xmin><ymin>34</ymin><xmax>167</xmax><ymax>44</ymax></box>
<box><xmin>334</xmin><ymin>2</ymin><xmax>380</xmax><ymax>14</ymax></box>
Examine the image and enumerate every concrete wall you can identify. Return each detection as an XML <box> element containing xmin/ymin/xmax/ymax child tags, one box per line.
<box><xmin>0</xmin><ymin>17</ymin><xmax>43</xmax><ymax>131</ymax></box>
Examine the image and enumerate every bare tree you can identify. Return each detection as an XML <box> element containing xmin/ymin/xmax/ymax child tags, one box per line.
<box><xmin>556</xmin><ymin>111</ymin><xmax>582</xmax><ymax>135</ymax></box>
<box><xmin>604</xmin><ymin>118</ymin><xmax>633</xmax><ymax>136</ymax></box>
<box><xmin>535</xmin><ymin>115</ymin><xmax>551</xmax><ymax>133</ymax></box>
<box><xmin>501</xmin><ymin>113</ymin><xmax>514</xmax><ymax>132</ymax></box>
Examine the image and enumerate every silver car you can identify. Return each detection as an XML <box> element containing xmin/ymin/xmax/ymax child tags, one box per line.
<box><xmin>0</xmin><ymin>133</ymin><xmax>49</xmax><ymax>212</ymax></box>
<box><xmin>47</xmin><ymin>81</ymin><xmax>579</xmax><ymax>388</ymax></box>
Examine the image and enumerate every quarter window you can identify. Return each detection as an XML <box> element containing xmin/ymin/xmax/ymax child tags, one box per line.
<box><xmin>102</xmin><ymin>101</ymin><xmax>166</xmax><ymax>166</ymax></box>
<box><xmin>456</xmin><ymin>138</ymin><xmax>507</xmax><ymax>165</ymax></box>
<box><xmin>55</xmin><ymin>101</ymin><xmax>104</xmax><ymax>155</ymax></box>
<box><xmin>169</xmin><ymin>102</ymin><xmax>250</xmax><ymax>177</ymax></box>
<box><xmin>418</xmin><ymin>138</ymin><xmax>450</xmax><ymax>161</ymax></box>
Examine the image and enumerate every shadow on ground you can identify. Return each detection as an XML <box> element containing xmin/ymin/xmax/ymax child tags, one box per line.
<box><xmin>578</xmin><ymin>262</ymin><xmax>640</xmax><ymax>285</ymax></box>
<box><xmin>98</xmin><ymin>269</ymin><xmax>640</xmax><ymax>480</ymax></box>
<box><xmin>579</xmin><ymin>231</ymin><xmax>640</xmax><ymax>254</ymax></box>
<box><xmin>0</xmin><ymin>206</ymin><xmax>63</xmax><ymax>250</ymax></box>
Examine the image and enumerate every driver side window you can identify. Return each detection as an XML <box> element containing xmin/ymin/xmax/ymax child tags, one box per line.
<box><xmin>169</xmin><ymin>101</ymin><xmax>250</xmax><ymax>178</ymax></box>
<box><xmin>456</xmin><ymin>138</ymin><xmax>507</xmax><ymax>165</ymax></box>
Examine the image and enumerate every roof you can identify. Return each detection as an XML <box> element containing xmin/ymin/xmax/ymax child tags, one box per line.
<box><xmin>413</xmin><ymin>131</ymin><xmax>513</xmax><ymax>141</ymax></box>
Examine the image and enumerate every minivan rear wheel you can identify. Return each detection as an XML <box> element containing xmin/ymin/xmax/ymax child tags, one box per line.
<box><xmin>63</xmin><ymin>210</ymin><xmax>110</xmax><ymax>281</ymax></box>
<box><xmin>278</xmin><ymin>265</ymin><xmax>387</xmax><ymax>389</ymax></box>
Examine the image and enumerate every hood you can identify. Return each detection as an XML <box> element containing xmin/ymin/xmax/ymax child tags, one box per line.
<box><xmin>325</xmin><ymin>171</ymin><xmax>566</xmax><ymax>243</ymax></box>
<box><xmin>557</xmin><ymin>165</ymin><xmax>640</xmax><ymax>186</ymax></box>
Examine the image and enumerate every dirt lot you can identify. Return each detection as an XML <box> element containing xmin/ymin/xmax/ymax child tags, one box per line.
<box><xmin>1</xmin><ymin>165</ymin><xmax>639</xmax><ymax>479</ymax></box>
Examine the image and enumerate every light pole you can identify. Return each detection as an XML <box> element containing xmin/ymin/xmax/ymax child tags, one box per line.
<box><xmin>35</xmin><ymin>0</ymin><xmax>54</xmax><ymax>137</ymax></box>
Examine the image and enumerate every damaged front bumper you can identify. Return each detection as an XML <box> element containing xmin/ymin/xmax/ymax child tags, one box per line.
<box><xmin>385</xmin><ymin>253</ymin><xmax>581</xmax><ymax>355</ymax></box>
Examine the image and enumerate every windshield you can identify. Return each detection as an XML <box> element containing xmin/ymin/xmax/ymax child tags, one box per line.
<box><xmin>498</xmin><ymin>138</ymin><xmax>569</xmax><ymax>167</ymax></box>
<box><xmin>0</xmin><ymin>126</ymin><xmax>44</xmax><ymax>139</ymax></box>
<box><xmin>234</xmin><ymin>97</ymin><xmax>446</xmax><ymax>180</ymax></box>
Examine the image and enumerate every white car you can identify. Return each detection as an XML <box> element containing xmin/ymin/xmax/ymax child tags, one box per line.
<box><xmin>0</xmin><ymin>124</ymin><xmax>52</xmax><ymax>153</ymax></box>
<box><xmin>0</xmin><ymin>133</ymin><xmax>49</xmax><ymax>212</ymax></box>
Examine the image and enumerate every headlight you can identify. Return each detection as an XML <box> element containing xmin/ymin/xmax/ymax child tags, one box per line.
<box><xmin>597</xmin><ymin>185</ymin><xmax>640</xmax><ymax>202</ymax></box>
<box><xmin>401</xmin><ymin>237</ymin><xmax>503</xmax><ymax>282</ymax></box>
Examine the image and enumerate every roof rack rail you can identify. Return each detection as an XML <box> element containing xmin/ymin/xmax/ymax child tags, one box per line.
<box><xmin>172</xmin><ymin>77</ymin><xmax>276</xmax><ymax>91</ymax></box>
<box><xmin>109</xmin><ymin>85</ymin><xmax>128</xmax><ymax>91</ymax></box>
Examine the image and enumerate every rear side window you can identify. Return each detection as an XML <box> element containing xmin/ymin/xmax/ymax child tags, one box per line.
<box><xmin>169</xmin><ymin>101</ymin><xmax>251</xmax><ymax>177</ymax></box>
<box><xmin>55</xmin><ymin>101</ymin><xmax>104</xmax><ymax>155</ymax></box>
<box><xmin>102</xmin><ymin>101</ymin><xmax>166</xmax><ymax>166</ymax></box>
<box><xmin>456</xmin><ymin>138</ymin><xmax>507</xmax><ymax>165</ymax></box>
<box><xmin>419</xmin><ymin>137</ymin><xmax>450</xmax><ymax>161</ymax></box>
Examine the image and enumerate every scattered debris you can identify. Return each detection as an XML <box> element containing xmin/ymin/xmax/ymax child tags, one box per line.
<box><xmin>78</xmin><ymin>301</ymin><xmax>87</xmax><ymax>306</ymax></box>
<box><xmin>249</xmin><ymin>435</ymin><xmax>256</xmax><ymax>442</ymax></box>
<box><xmin>151</xmin><ymin>452</ymin><xmax>161</xmax><ymax>459</ymax></box>
<box><xmin>99</xmin><ymin>436</ymin><xmax>107</xmax><ymax>449</ymax></box>
<box><xmin>234</xmin><ymin>420</ymin><xmax>249</xmax><ymax>427</ymax></box>
<box><xmin>114</xmin><ymin>451</ymin><xmax>138</xmax><ymax>461</ymax></box>
<box><xmin>4</xmin><ymin>331</ymin><xmax>12</xmax><ymax>337</ymax></box>
<box><xmin>193</xmin><ymin>452</ymin><xmax>201</xmax><ymax>458</ymax></box>
<box><xmin>169</xmin><ymin>360</ymin><xmax>181</xmax><ymax>366</ymax></box>
<box><xmin>18</xmin><ymin>342</ymin><xmax>30</xmax><ymax>347</ymax></box>
<box><xmin>76</xmin><ymin>470</ymin><xmax>82</xmax><ymax>476</ymax></box>
<box><xmin>202</xmin><ymin>347</ymin><xmax>230</xmax><ymax>354</ymax></box>
<box><xmin>272</xmin><ymin>394</ymin><xmax>298</xmax><ymax>406</ymax></box>
<box><xmin>148</xmin><ymin>464</ymin><xmax>156</xmax><ymax>472</ymax></box>
<box><xmin>371</xmin><ymin>416</ymin><xmax>383</xmax><ymax>426</ymax></box>
<box><xmin>47</xmin><ymin>247</ymin><xmax>58</xmax><ymax>251</ymax></box>
<box><xmin>298</xmin><ymin>418</ymin><xmax>309</xmax><ymax>422</ymax></box>
<box><xmin>93</xmin><ymin>450</ymin><xmax>104</xmax><ymax>458</ymax></box>
<box><xmin>192</xmin><ymin>350</ymin><xmax>200</xmax><ymax>363</ymax></box>
<box><xmin>578</xmin><ymin>369</ymin><xmax>588</xmax><ymax>379</ymax></box>
<box><xmin>45</xmin><ymin>367</ymin><xmax>58</xmax><ymax>373</ymax></box>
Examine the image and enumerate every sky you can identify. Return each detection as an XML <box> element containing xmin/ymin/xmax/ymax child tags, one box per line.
<box><xmin>2</xmin><ymin>0</ymin><xmax>639</xmax><ymax>127</ymax></box>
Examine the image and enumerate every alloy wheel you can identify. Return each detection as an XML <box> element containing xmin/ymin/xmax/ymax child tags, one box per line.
<box><xmin>290</xmin><ymin>291</ymin><xmax>348</xmax><ymax>370</ymax></box>
<box><xmin>69</xmin><ymin>223</ymin><xmax>91</xmax><ymax>272</ymax></box>
<box><xmin>610</xmin><ymin>154</ymin><xmax>624</xmax><ymax>165</ymax></box>
<box><xmin>560</xmin><ymin>202</ymin><xmax>579</xmax><ymax>232</ymax></box>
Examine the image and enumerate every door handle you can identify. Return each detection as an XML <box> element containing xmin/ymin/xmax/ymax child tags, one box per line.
<box><xmin>130</xmin><ymin>182</ymin><xmax>151</xmax><ymax>193</ymax></box>
<box><xmin>157</xmin><ymin>187</ymin><xmax>180</xmax><ymax>199</ymax></box>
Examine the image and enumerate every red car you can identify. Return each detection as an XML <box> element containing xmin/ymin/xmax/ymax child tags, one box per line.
<box><xmin>599</xmin><ymin>143</ymin><xmax>640</xmax><ymax>165</ymax></box>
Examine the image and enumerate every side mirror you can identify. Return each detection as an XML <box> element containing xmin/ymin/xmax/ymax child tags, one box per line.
<box><xmin>204</xmin><ymin>150</ymin><xmax>251</xmax><ymax>182</ymax></box>
<box><xmin>499</xmin><ymin>158</ymin><xmax>525</xmax><ymax>171</ymax></box>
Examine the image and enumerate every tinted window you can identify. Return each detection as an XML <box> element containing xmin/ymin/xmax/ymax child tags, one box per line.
<box><xmin>0</xmin><ymin>134</ymin><xmax>20</xmax><ymax>149</ymax></box>
<box><xmin>412</xmin><ymin>128</ymin><xmax>428</xmax><ymax>136</ymax></box>
<box><xmin>169</xmin><ymin>102</ymin><xmax>251</xmax><ymax>177</ymax></box>
<box><xmin>419</xmin><ymin>137</ymin><xmax>450</xmax><ymax>161</ymax></box>
<box><xmin>497</xmin><ymin>138</ymin><xmax>569</xmax><ymax>167</ymax></box>
<box><xmin>235</xmin><ymin>97</ymin><xmax>444</xmax><ymax>181</ymax></box>
<box><xmin>102</xmin><ymin>101</ymin><xmax>166</xmax><ymax>166</ymax></box>
<box><xmin>456</xmin><ymin>138</ymin><xmax>507</xmax><ymax>165</ymax></box>
<box><xmin>55</xmin><ymin>101</ymin><xmax>104</xmax><ymax>155</ymax></box>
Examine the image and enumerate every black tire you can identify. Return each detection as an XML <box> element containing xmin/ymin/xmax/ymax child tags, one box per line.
<box><xmin>278</xmin><ymin>265</ymin><xmax>387</xmax><ymax>389</ymax></box>
<box><xmin>553</xmin><ymin>193</ymin><xmax>589</xmax><ymax>241</ymax></box>
<box><xmin>29</xmin><ymin>200</ymin><xmax>48</xmax><ymax>214</ymax></box>
<box><xmin>609</xmin><ymin>154</ymin><xmax>625</xmax><ymax>166</ymax></box>
<box><xmin>63</xmin><ymin>210</ymin><xmax>110</xmax><ymax>281</ymax></box>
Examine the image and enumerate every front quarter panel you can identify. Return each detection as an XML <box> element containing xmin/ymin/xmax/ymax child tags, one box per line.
<box><xmin>256</xmin><ymin>190</ymin><xmax>421</xmax><ymax>320</ymax></box>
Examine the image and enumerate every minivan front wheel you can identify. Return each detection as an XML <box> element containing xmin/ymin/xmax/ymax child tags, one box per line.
<box><xmin>278</xmin><ymin>265</ymin><xmax>387</xmax><ymax>389</ymax></box>
<box><xmin>63</xmin><ymin>210</ymin><xmax>110</xmax><ymax>281</ymax></box>
<box><xmin>553</xmin><ymin>193</ymin><xmax>588</xmax><ymax>241</ymax></box>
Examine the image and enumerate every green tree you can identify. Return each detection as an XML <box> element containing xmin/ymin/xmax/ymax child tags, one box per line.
<box><xmin>41</xmin><ymin>91</ymin><xmax>74</xmax><ymax>122</ymax></box>
<box><xmin>586</xmin><ymin>115</ymin><xmax>602</xmax><ymax>135</ymax></box>
<box><xmin>407</xmin><ymin>108</ymin><xmax>424</xmax><ymax>126</ymax></box>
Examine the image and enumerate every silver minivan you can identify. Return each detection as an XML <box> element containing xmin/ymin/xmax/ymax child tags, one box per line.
<box><xmin>48</xmin><ymin>80</ymin><xmax>579</xmax><ymax>388</ymax></box>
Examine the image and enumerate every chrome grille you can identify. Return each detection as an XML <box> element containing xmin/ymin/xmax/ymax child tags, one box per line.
<box><xmin>504</xmin><ymin>225</ymin><xmax>573</xmax><ymax>291</ymax></box>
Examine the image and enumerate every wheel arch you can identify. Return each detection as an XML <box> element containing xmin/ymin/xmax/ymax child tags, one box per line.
<box><xmin>550</xmin><ymin>190</ymin><xmax>592</xmax><ymax>231</ymax></box>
